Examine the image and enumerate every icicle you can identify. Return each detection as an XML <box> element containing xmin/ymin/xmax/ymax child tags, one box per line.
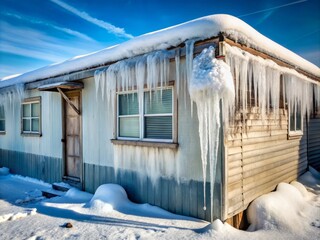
<box><xmin>175</xmin><ymin>49</ymin><xmax>181</xmax><ymax>99</ymax></box>
<box><xmin>185</xmin><ymin>40</ymin><xmax>195</xmax><ymax>88</ymax></box>
<box><xmin>100</xmin><ymin>71</ymin><xmax>106</xmax><ymax>100</ymax></box>
<box><xmin>94</xmin><ymin>70</ymin><xmax>102</xmax><ymax>101</ymax></box>
<box><xmin>283</xmin><ymin>73</ymin><xmax>313</xmax><ymax>123</ymax></box>
<box><xmin>225</xmin><ymin>43</ymin><xmax>315</xmax><ymax>126</ymax></box>
<box><xmin>189</xmin><ymin>46</ymin><xmax>235</xmax><ymax>220</ymax></box>
<box><xmin>185</xmin><ymin>40</ymin><xmax>195</xmax><ymax>115</ymax></box>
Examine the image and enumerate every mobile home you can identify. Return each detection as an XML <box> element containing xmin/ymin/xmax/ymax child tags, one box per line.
<box><xmin>0</xmin><ymin>14</ymin><xmax>319</xmax><ymax>226</ymax></box>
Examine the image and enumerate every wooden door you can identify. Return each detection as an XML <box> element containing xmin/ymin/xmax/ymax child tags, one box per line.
<box><xmin>63</xmin><ymin>91</ymin><xmax>82</xmax><ymax>182</ymax></box>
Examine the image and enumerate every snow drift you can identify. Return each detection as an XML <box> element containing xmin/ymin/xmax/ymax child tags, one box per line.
<box><xmin>247</xmin><ymin>171</ymin><xmax>320</xmax><ymax>236</ymax></box>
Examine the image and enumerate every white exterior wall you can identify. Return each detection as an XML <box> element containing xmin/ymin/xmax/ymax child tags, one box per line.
<box><xmin>82</xmin><ymin>77</ymin><xmax>114</xmax><ymax>166</ymax></box>
<box><xmin>0</xmin><ymin>89</ymin><xmax>62</xmax><ymax>158</ymax></box>
<box><xmin>82</xmin><ymin>69</ymin><xmax>204</xmax><ymax>182</ymax></box>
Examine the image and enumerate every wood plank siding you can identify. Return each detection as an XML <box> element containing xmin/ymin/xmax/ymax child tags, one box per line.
<box><xmin>308</xmin><ymin>118</ymin><xmax>320</xmax><ymax>170</ymax></box>
<box><xmin>225</xmin><ymin>110</ymin><xmax>308</xmax><ymax>217</ymax></box>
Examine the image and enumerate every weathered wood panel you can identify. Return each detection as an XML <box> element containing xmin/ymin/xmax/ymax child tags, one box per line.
<box><xmin>226</xmin><ymin>110</ymin><xmax>308</xmax><ymax>218</ymax></box>
<box><xmin>308</xmin><ymin>118</ymin><xmax>320</xmax><ymax>170</ymax></box>
<box><xmin>0</xmin><ymin>149</ymin><xmax>62</xmax><ymax>183</ymax></box>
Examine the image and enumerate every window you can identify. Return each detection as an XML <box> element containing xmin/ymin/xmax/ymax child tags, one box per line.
<box><xmin>117</xmin><ymin>88</ymin><xmax>173</xmax><ymax>142</ymax></box>
<box><xmin>289</xmin><ymin>102</ymin><xmax>302</xmax><ymax>136</ymax></box>
<box><xmin>22</xmin><ymin>97</ymin><xmax>41</xmax><ymax>135</ymax></box>
<box><xmin>0</xmin><ymin>105</ymin><xmax>5</xmax><ymax>133</ymax></box>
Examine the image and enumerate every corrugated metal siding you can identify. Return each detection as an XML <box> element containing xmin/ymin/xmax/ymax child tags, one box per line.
<box><xmin>0</xmin><ymin>149</ymin><xmax>62</xmax><ymax>183</ymax></box>
<box><xmin>84</xmin><ymin>163</ymin><xmax>222</xmax><ymax>222</ymax></box>
<box><xmin>308</xmin><ymin>118</ymin><xmax>320</xmax><ymax>170</ymax></box>
<box><xmin>226</xmin><ymin>110</ymin><xmax>308</xmax><ymax>217</ymax></box>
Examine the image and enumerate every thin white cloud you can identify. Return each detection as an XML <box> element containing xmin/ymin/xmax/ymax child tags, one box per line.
<box><xmin>238</xmin><ymin>0</ymin><xmax>308</xmax><ymax>18</ymax></box>
<box><xmin>0</xmin><ymin>21</ymin><xmax>104</xmax><ymax>63</ymax></box>
<box><xmin>50</xmin><ymin>0</ymin><xmax>133</xmax><ymax>39</ymax></box>
<box><xmin>2</xmin><ymin>12</ymin><xmax>95</xmax><ymax>42</ymax></box>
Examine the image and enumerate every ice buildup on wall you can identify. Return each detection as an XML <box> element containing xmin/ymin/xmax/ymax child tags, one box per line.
<box><xmin>113</xmin><ymin>145</ymin><xmax>178</xmax><ymax>186</ymax></box>
<box><xmin>189</xmin><ymin>46</ymin><xmax>235</xmax><ymax>220</ymax></box>
<box><xmin>94</xmin><ymin>50</ymin><xmax>171</xmax><ymax>112</ymax></box>
<box><xmin>94</xmin><ymin>49</ymin><xmax>178</xmax><ymax>186</ymax></box>
<box><xmin>225</xmin><ymin>44</ymin><xmax>316</xmax><ymax>122</ymax></box>
<box><xmin>0</xmin><ymin>84</ymin><xmax>25</xmax><ymax>108</ymax></box>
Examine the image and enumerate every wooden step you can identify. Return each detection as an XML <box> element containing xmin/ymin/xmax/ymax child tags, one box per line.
<box><xmin>62</xmin><ymin>176</ymin><xmax>82</xmax><ymax>189</ymax></box>
<box><xmin>42</xmin><ymin>188</ymin><xmax>65</xmax><ymax>198</ymax></box>
<box><xmin>52</xmin><ymin>183</ymin><xmax>71</xmax><ymax>192</ymax></box>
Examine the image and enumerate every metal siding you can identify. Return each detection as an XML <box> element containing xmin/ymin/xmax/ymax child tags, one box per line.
<box><xmin>226</xmin><ymin>110</ymin><xmax>308</xmax><ymax>217</ymax></box>
<box><xmin>83</xmin><ymin>163</ymin><xmax>219</xmax><ymax>222</ymax></box>
<box><xmin>308</xmin><ymin>118</ymin><xmax>320</xmax><ymax>170</ymax></box>
<box><xmin>0</xmin><ymin>149</ymin><xmax>62</xmax><ymax>183</ymax></box>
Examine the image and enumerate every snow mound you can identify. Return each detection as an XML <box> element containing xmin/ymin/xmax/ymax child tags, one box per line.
<box><xmin>65</xmin><ymin>188</ymin><xmax>93</xmax><ymax>202</ymax></box>
<box><xmin>88</xmin><ymin>184</ymin><xmax>129</xmax><ymax>213</ymax></box>
<box><xmin>247</xmin><ymin>182</ymin><xmax>313</xmax><ymax>232</ymax></box>
<box><xmin>211</xmin><ymin>219</ymin><xmax>225</xmax><ymax>231</ymax></box>
<box><xmin>86</xmin><ymin>183</ymin><xmax>191</xmax><ymax>219</ymax></box>
<box><xmin>0</xmin><ymin>167</ymin><xmax>9</xmax><ymax>176</ymax></box>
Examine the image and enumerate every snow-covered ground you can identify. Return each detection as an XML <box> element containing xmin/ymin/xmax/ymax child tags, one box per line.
<box><xmin>0</xmin><ymin>166</ymin><xmax>319</xmax><ymax>240</ymax></box>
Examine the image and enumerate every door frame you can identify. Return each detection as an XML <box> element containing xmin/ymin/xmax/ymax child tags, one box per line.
<box><xmin>61</xmin><ymin>89</ymin><xmax>83</xmax><ymax>189</ymax></box>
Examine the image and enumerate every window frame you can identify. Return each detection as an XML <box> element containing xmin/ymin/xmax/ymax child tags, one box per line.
<box><xmin>0</xmin><ymin>105</ymin><xmax>5</xmax><ymax>134</ymax></box>
<box><xmin>21</xmin><ymin>97</ymin><xmax>42</xmax><ymax>136</ymax></box>
<box><xmin>116</xmin><ymin>86</ymin><xmax>176</xmax><ymax>143</ymax></box>
<box><xmin>288</xmin><ymin>101</ymin><xmax>303</xmax><ymax>138</ymax></box>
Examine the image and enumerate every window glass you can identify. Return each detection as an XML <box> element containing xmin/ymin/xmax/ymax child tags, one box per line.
<box><xmin>296</xmin><ymin>111</ymin><xmax>302</xmax><ymax>131</ymax></box>
<box><xmin>117</xmin><ymin>88</ymin><xmax>174</xmax><ymax>141</ymax></box>
<box><xmin>23</xmin><ymin>104</ymin><xmax>31</xmax><ymax>117</ymax></box>
<box><xmin>289</xmin><ymin>102</ymin><xmax>302</xmax><ymax>133</ymax></box>
<box><xmin>0</xmin><ymin>105</ymin><xmax>4</xmax><ymax>132</ymax></box>
<box><xmin>144</xmin><ymin>116</ymin><xmax>172</xmax><ymax>139</ymax></box>
<box><xmin>0</xmin><ymin>121</ymin><xmax>4</xmax><ymax>132</ymax></box>
<box><xmin>32</xmin><ymin>119</ymin><xmax>40</xmax><ymax>132</ymax></box>
<box><xmin>32</xmin><ymin>103</ymin><xmax>40</xmax><ymax>117</ymax></box>
<box><xmin>290</xmin><ymin>111</ymin><xmax>295</xmax><ymax>131</ymax></box>
<box><xmin>119</xmin><ymin>93</ymin><xmax>139</xmax><ymax>115</ymax></box>
<box><xmin>0</xmin><ymin>106</ymin><xmax>4</xmax><ymax>118</ymax></box>
<box><xmin>22</xmin><ymin>98</ymin><xmax>41</xmax><ymax>134</ymax></box>
<box><xmin>119</xmin><ymin>117</ymin><xmax>140</xmax><ymax>138</ymax></box>
<box><xmin>144</xmin><ymin>89</ymin><xmax>172</xmax><ymax>114</ymax></box>
<box><xmin>23</xmin><ymin>119</ymin><xmax>31</xmax><ymax>132</ymax></box>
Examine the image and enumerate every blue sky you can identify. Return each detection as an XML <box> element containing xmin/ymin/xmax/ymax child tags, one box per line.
<box><xmin>0</xmin><ymin>0</ymin><xmax>319</xmax><ymax>79</ymax></box>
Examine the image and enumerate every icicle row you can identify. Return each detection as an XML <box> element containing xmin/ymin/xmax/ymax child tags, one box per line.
<box><xmin>94</xmin><ymin>50</ymin><xmax>171</xmax><ymax>111</ymax></box>
<box><xmin>226</xmin><ymin>44</ymin><xmax>316</xmax><ymax>123</ymax></box>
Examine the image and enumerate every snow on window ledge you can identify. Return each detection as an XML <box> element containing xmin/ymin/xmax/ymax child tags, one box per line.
<box><xmin>21</xmin><ymin>132</ymin><xmax>42</xmax><ymax>137</ymax></box>
<box><xmin>287</xmin><ymin>131</ymin><xmax>303</xmax><ymax>140</ymax></box>
<box><xmin>110</xmin><ymin>139</ymin><xmax>178</xmax><ymax>149</ymax></box>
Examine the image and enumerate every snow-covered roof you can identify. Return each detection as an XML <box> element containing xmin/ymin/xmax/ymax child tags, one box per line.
<box><xmin>1</xmin><ymin>14</ymin><xmax>319</xmax><ymax>89</ymax></box>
